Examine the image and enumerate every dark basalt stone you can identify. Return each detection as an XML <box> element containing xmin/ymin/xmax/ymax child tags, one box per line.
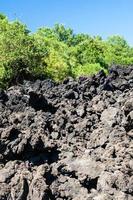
<box><xmin>0</xmin><ymin>66</ymin><xmax>133</xmax><ymax>200</ymax></box>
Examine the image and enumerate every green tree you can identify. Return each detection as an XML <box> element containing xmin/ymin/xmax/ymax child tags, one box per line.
<box><xmin>53</xmin><ymin>24</ymin><xmax>74</xmax><ymax>46</ymax></box>
<box><xmin>0</xmin><ymin>16</ymin><xmax>44</xmax><ymax>86</ymax></box>
<box><xmin>75</xmin><ymin>37</ymin><xmax>106</xmax><ymax>66</ymax></box>
<box><xmin>104</xmin><ymin>36</ymin><xmax>133</xmax><ymax>66</ymax></box>
<box><xmin>0</xmin><ymin>14</ymin><xmax>133</xmax><ymax>87</ymax></box>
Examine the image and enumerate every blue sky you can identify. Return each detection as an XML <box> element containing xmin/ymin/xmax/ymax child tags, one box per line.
<box><xmin>1</xmin><ymin>0</ymin><xmax>133</xmax><ymax>45</ymax></box>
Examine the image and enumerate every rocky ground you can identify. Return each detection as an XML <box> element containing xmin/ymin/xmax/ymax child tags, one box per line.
<box><xmin>0</xmin><ymin>66</ymin><xmax>133</xmax><ymax>200</ymax></box>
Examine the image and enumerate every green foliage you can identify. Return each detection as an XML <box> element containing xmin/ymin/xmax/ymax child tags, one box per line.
<box><xmin>53</xmin><ymin>24</ymin><xmax>74</xmax><ymax>46</ymax></box>
<box><xmin>0</xmin><ymin>13</ymin><xmax>133</xmax><ymax>87</ymax></box>
<box><xmin>104</xmin><ymin>36</ymin><xmax>133</xmax><ymax>66</ymax></box>
<box><xmin>0</xmin><ymin>16</ymin><xmax>44</xmax><ymax>86</ymax></box>
<box><xmin>0</xmin><ymin>14</ymin><xmax>6</xmax><ymax>20</ymax></box>
<box><xmin>42</xmin><ymin>39</ymin><xmax>70</xmax><ymax>81</ymax></box>
<box><xmin>75</xmin><ymin>37</ymin><xmax>106</xmax><ymax>66</ymax></box>
<box><xmin>34</xmin><ymin>28</ymin><xmax>73</xmax><ymax>81</ymax></box>
<box><xmin>72</xmin><ymin>63</ymin><xmax>107</xmax><ymax>78</ymax></box>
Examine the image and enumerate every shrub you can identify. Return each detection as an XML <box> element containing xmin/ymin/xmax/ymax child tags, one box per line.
<box><xmin>72</xmin><ymin>63</ymin><xmax>108</xmax><ymax>78</ymax></box>
<box><xmin>0</xmin><ymin>17</ymin><xmax>44</xmax><ymax>86</ymax></box>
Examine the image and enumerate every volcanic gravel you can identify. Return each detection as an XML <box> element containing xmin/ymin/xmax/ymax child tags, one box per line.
<box><xmin>0</xmin><ymin>66</ymin><xmax>133</xmax><ymax>200</ymax></box>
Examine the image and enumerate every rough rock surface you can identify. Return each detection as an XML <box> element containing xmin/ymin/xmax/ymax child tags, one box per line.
<box><xmin>0</xmin><ymin>66</ymin><xmax>133</xmax><ymax>200</ymax></box>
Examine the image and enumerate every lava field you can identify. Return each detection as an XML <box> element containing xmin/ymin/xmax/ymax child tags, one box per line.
<box><xmin>0</xmin><ymin>66</ymin><xmax>133</xmax><ymax>200</ymax></box>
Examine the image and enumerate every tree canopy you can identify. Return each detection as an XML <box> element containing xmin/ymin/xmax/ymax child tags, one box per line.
<box><xmin>0</xmin><ymin>14</ymin><xmax>133</xmax><ymax>87</ymax></box>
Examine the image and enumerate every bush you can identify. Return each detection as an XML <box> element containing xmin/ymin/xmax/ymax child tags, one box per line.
<box><xmin>0</xmin><ymin>17</ymin><xmax>44</xmax><ymax>87</ymax></box>
<box><xmin>72</xmin><ymin>63</ymin><xmax>108</xmax><ymax>78</ymax></box>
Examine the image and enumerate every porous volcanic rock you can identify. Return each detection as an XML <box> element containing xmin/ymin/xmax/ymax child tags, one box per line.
<box><xmin>0</xmin><ymin>66</ymin><xmax>133</xmax><ymax>200</ymax></box>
